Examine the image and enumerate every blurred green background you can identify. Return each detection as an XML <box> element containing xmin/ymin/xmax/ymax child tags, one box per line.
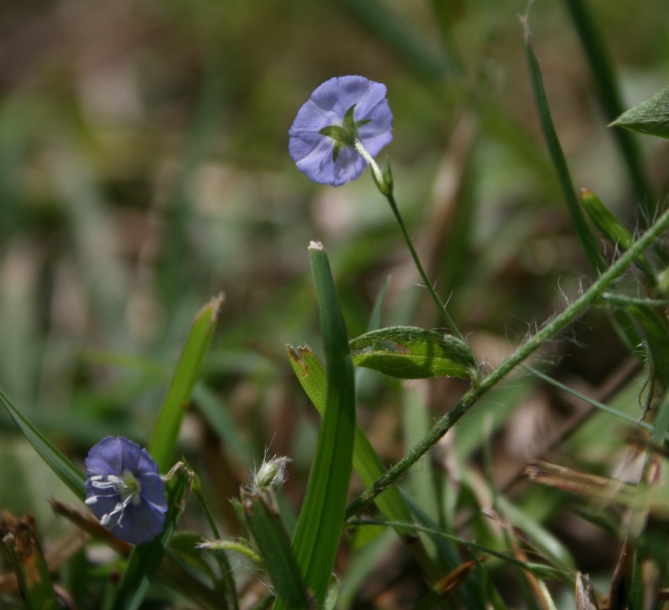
<box><xmin>1</xmin><ymin>0</ymin><xmax>668</xmax><ymax>604</ymax></box>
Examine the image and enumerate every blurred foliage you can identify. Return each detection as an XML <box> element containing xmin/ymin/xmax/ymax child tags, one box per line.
<box><xmin>1</xmin><ymin>0</ymin><xmax>669</xmax><ymax>607</ymax></box>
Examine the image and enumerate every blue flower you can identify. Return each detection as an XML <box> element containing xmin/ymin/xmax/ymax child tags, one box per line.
<box><xmin>289</xmin><ymin>76</ymin><xmax>393</xmax><ymax>186</ymax></box>
<box><xmin>84</xmin><ymin>436</ymin><xmax>167</xmax><ymax>545</ymax></box>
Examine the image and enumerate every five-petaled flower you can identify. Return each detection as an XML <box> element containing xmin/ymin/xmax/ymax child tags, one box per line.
<box><xmin>84</xmin><ymin>436</ymin><xmax>167</xmax><ymax>545</ymax></box>
<box><xmin>289</xmin><ymin>75</ymin><xmax>393</xmax><ymax>186</ymax></box>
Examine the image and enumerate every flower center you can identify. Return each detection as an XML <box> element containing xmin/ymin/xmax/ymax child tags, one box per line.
<box><xmin>85</xmin><ymin>470</ymin><xmax>142</xmax><ymax>529</ymax></box>
<box><xmin>319</xmin><ymin>104</ymin><xmax>372</xmax><ymax>162</ymax></box>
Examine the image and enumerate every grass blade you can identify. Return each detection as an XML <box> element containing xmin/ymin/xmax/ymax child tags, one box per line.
<box><xmin>282</xmin><ymin>242</ymin><xmax>356</xmax><ymax>607</ymax></box>
<box><xmin>242</xmin><ymin>489</ymin><xmax>314</xmax><ymax>610</ymax></box>
<box><xmin>149</xmin><ymin>294</ymin><xmax>224</xmax><ymax>472</ymax></box>
<box><xmin>0</xmin><ymin>387</ymin><xmax>85</xmax><ymax>501</ymax></box>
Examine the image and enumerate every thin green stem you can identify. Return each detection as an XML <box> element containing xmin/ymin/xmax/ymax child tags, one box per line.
<box><xmin>384</xmin><ymin>191</ymin><xmax>464</xmax><ymax>341</ymax></box>
<box><xmin>345</xmin><ymin>206</ymin><xmax>669</xmax><ymax>519</ymax></box>
<box><xmin>355</xmin><ymin>139</ymin><xmax>463</xmax><ymax>339</ymax></box>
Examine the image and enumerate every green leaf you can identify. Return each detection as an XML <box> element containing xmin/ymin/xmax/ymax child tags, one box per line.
<box><xmin>149</xmin><ymin>294</ymin><xmax>224</xmax><ymax>472</ymax></box>
<box><xmin>281</xmin><ymin>242</ymin><xmax>357</xmax><ymax>608</ymax></box>
<box><xmin>0</xmin><ymin>387</ymin><xmax>85</xmax><ymax>501</ymax></box>
<box><xmin>611</xmin><ymin>85</ymin><xmax>669</xmax><ymax>140</ymax></box>
<box><xmin>242</xmin><ymin>489</ymin><xmax>314</xmax><ymax>610</ymax></box>
<box><xmin>349</xmin><ymin>326</ymin><xmax>479</xmax><ymax>380</ymax></box>
<box><xmin>112</xmin><ymin>463</ymin><xmax>193</xmax><ymax>610</ymax></box>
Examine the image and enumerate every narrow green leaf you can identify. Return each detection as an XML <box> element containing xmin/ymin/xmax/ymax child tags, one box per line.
<box><xmin>628</xmin><ymin>548</ymin><xmax>644</xmax><ymax>610</ymax></box>
<box><xmin>348</xmin><ymin>518</ymin><xmax>571</xmax><ymax>579</ymax></box>
<box><xmin>523</xmin><ymin>20</ymin><xmax>606</xmax><ymax>275</ymax></box>
<box><xmin>113</xmin><ymin>463</ymin><xmax>193</xmax><ymax>610</ymax></box>
<box><xmin>149</xmin><ymin>294</ymin><xmax>224</xmax><ymax>472</ymax></box>
<box><xmin>350</xmin><ymin>326</ymin><xmax>479</xmax><ymax>380</ymax></box>
<box><xmin>581</xmin><ymin>188</ymin><xmax>634</xmax><ymax>250</ymax></box>
<box><xmin>242</xmin><ymin>489</ymin><xmax>314</xmax><ymax>610</ymax></box>
<box><xmin>284</xmin><ymin>242</ymin><xmax>356</xmax><ymax>607</ymax></box>
<box><xmin>523</xmin><ymin>366</ymin><xmax>654</xmax><ymax>432</ymax></box>
<box><xmin>0</xmin><ymin>515</ymin><xmax>60</xmax><ymax>610</ymax></box>
<box><xmin>612</xmin><ymin>85</ymin><xmax>669</xmax><ymax>140</ymax></box>
<box><xmin>0</xmin><ymin>387</ymin><xmax>85</xmax><ymax>501</ymax></box>
<box><xmin>471</xmin><ymin>553</ymin><xmax>508</xmax><ymax>610</ymax></box>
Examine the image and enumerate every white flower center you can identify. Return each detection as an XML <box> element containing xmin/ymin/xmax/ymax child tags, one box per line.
<box><xmin>85</xmin><ymin>470</ymin><xmax>142</xmax><ymax>529</ymax></box>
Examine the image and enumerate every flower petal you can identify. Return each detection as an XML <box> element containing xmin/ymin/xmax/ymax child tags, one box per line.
<box><xmin>289</xmin><ymin>76</ymin><xmax>393</xmax><ymax>186</ymax></box>
<box><xmin>84</xmin><ymin>436</ymin><xmax>167</xmax><ymax>545</ymax></box>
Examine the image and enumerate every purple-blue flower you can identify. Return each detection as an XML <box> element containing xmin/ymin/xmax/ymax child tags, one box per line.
<box><xmin>289</xmin><ymin>75</ymin><xmax>393</xmax><ymax>186</ymax></box>
<box><xmin>84</xmin><ymin>436</ymin><xmax>167</xmax><ymax>545</ymax></box>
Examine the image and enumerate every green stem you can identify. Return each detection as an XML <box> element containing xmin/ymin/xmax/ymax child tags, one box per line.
<box><xmin>345</xmin><ymin>205</ymin><xmax>669</xmax><ymax>518</ymax></box>
<box><xmin>355</xmin><ymin>139</ymin><xmax>464</xmax><ymax>340</ymax></box>
<box><xmin>384</xmin><ymin>192</ymin><xmax>464</xmax><ymax>340</ymax></box>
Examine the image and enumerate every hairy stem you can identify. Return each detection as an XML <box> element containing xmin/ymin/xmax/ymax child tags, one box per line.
<box><xmin>384</xmin><ymin>191</ymin><xmax>464</xmax><ymax>341</ymax></box>
<box><xmin>345</xmin><ymin>205</ymin><xmax>669</xmax><ymax>518</ymax></box>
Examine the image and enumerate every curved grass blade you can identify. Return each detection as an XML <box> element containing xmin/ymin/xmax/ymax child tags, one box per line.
<box><xmin>149</xmin><ymin>294</ymin><xmax>224</xmax><ymax>472</ymax></box>
<box><xmin>242</xmin><ymin>489</ymin><xmax>314</xmax><ymax>610</ymax></box>
<box><xmin>112</xmin><ymin>463</ymin><xmax>193</xmax><ymax>610</ymax></box>
<box><xmin>280</xmin><ymin>242</ymin><xmax>356</xmax><ymax>608</ymax></box>
<box><xmin>0</xmin><ymin>387</ymin><xmax>85</xmax><ymax>501</ymax></box>
<box><xmin>347</xmin><ymin>519</ymin><xmax>569</xmax><ymax>580</ymax></box>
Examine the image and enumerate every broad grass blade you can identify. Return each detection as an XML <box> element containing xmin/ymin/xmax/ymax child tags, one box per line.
<box><xmin>242</xmin><ymin>489</ymin><xmax>314</xmax><ymax>610</ymax></box>
<box><xmin>280</xmin><ymin>243</ymin><xmax>356</xmax><ymax>607</ymax></box>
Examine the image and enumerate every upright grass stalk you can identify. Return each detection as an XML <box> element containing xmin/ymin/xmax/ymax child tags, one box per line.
<box><xmin>345</xmin><ymin>205</ymin><xmax>669</xmax><ymax>518</ymax></box>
